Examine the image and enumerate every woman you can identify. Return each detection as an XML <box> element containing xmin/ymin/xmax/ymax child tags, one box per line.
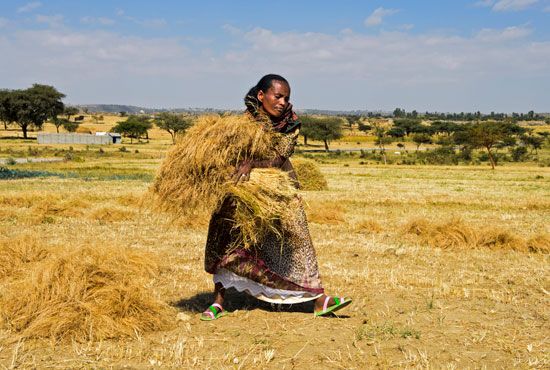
<box><xmin>201</xmin><ymin>74</ymin><xmax>351</xmax><ymax>320</ymax></box>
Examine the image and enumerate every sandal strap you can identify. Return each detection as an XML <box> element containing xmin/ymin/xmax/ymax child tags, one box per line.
<box><xmin>211</xmin><ymin>303</ymin><xmax>223</xmax><ymax>312</ymax></box>
<box><xmin>203</xmin><ymin>310</ymin><xmax>215</xmax><ymax>319</ymax></box>
<box><xmin>322</xmin><ymin>296</ymin><xmax>331</xmax><ymax>312</ymax></box>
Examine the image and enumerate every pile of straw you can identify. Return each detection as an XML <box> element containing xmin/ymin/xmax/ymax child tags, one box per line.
<box><xmin>0</xmin><ymin>236</ymin><xmax>172</xmax><ymax>341</ymax></box>
<box><xmin>152</xmin><ymin>114</ymin><xmax>297</xmax><ymax>248</ymax></box>
<box><xmin>292</xmin><ymin>158</ymin><xmax>328</xmax><ymax>191</ymax></box>
<box><xmin>403</xmin><ymin>217</ymin><xmax>549</xmax><ymax>253</ymax></box>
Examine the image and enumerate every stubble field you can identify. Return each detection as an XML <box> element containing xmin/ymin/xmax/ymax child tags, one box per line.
<box><xmin>0</xmin><ymin>140</ymin><xmax>548</xmax><ymax>368</ymax></box>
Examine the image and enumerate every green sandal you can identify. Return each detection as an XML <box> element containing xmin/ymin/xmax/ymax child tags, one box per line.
<box><xmin>200</xmin><ymin>303</ymin><xmax>227</xmax><ymax>321</ymax></box>
<box><xmin>314</xmin><ymin>296</ymin><xmax>352</xmax><ymax>317</ymax></box>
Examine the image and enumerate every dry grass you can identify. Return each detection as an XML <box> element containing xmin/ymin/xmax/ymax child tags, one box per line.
<box><xmin>354</xmin><ymin>219</ymin><xmax>384</xmax><ymax>234</ymax></box>
<box><xmin>89</xmin><ymin>206</ymin><xmax>135</xmax><ymax>222</ymax></box>
<box><xmin>292</xmin><ymin>158</ymin><xmax>328</xmax><ymax>191</ymax></box>
<box><xmin>0</xmin><ymin>235</ymin><xmax>173</xmax><ymax>342</ymax></box>
<box><xmin>306</xmin><ymin>201</ymin><xmax>345</xmax><ymax>224</ymax></box>
<box><xmin>0</xmin><ymin>149</ymin><xmax>549</xmax><ymax>368</ymax></box>
<box><xmin>403</xmin><ymin>217</ymin><xmax>548</xmax><ymax>253</ymax></box>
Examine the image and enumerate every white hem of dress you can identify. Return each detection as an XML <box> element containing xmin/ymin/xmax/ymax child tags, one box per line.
<box><xmin>213</xmin><ymin>268</ymin><xmax>322</xmax><ymax>304</ymax></box>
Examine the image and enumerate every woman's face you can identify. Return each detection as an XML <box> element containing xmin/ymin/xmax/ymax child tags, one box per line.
<box><xmin>257</xmin><ymin>81</ymin><xmax>290</xmax><ymax>118</ymax></box>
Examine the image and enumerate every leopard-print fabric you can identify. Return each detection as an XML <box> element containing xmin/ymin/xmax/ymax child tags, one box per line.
<box><xmin>204</xmin><ymin>128</ymin><xmax>324</xmax><ymax>294</ymax></box>
<box><xmin>272</xmin><ymin>128</ymin><xmax>300</xmax><ymax>159</ymax></box>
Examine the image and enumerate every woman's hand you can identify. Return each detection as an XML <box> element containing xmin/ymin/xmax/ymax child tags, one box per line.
<box><xmin>232</xmin><ymin>159</ymin><xmax>253</xmax><ymax>184</ymax></box>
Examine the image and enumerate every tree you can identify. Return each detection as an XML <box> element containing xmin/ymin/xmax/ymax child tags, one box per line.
<box><xmin>111</xmin><ymin>115</ymin><xmax>152</xmax><ymax>143</ymax></box>
<box><xmin>393</xmin><ymin>118</ymin><xmax>423</xmax><ymax>136</ymax></box>
<box><xmin>372</xmin><ymin>123</ymin><xmax>393</xmax><ymax>165</ymax></box>
<box><xmin>387</xmin><ymin>126</ymin><xmax>406</xmax><ymax>138</ymax></box>
<box><xmin>393</xmin><ymin>108</ymin><xmax>405</xmax><ymax>118</ymax></box>
<box><xmin>0</xmin><ymin>89</ymin><xmax>17</xmax><ymax>131</ymax></box>
<box><xmin>454</xmin><ymin>121</ymin><xmax>525</xmax><ymax>169</ymax></box>
<box><xmin>357</xmin><ymin>122</ymin><xmax>372</xmax><ymax>133</ymax></box>
<box><xmin>299</xmin><ymin>115</ymin><xmax>343</xmax><ymax>152</ymax></box>
<box><xmin>51</xmin><ymin>117</ymin><xmax>64</xmax><ymax>133</ymax></box>
<box><xmin>64</xmin><ymin>106</ymin><xmax>79</xmax><ymax>121</ymax></box>
<box><xmin>343</xmin><ymin>115</ymin><xmax>363</xmax><ymax>129</ymax></box>
<box><xmin>520</xmin><ymin>133</ymin><xmax>544</xmax><ymax>154</ymax></box>
<box><xmin>8</xmin><ymin>84</ymin><xmax>65</xmax><ymax>139</ymax></box>
<box><xmin>154</xmin><ymin>112</ymin><xmax>193</xmax><ymax>144</ymax></box>
<box><xmin>412</xmin><ymin>133</ymin><xmax>432</xmax><ymax>152</ymax></box>
<box><xmin>429</xmin><ymin>121</ymin><xmax>460</xmax><ymax>136</ymax></box>
<box><xmin>62</xmin><ymin>119</ymin><xmax>80</xmax><ymax>132</ymax></box>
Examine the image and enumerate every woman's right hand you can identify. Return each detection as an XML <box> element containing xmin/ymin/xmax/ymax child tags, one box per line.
<box><xmin>232</xmin><ymin>160</ymin><xmax>252</xmax><ymax>184</ymax></box>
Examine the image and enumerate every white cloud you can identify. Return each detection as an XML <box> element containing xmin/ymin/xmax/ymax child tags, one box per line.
<box><xmin>0</xmin><ymin>17</ymin><xmax>9</xmax><ymax>28</ymax></box>
<box><xmin>81</xmin><ymin>17</ymin><xmax>115</xmax><ymax>26</ymax></box>
<box><xmin>35</xmin><ymin>14</ymin><xmax>64</xmax><ymax>28</ymax></box>
<box><xmin>136</xmin><ymin>18</ymin><xmax>167</xmax><ymax>28</ymax></box>
<box><xmin>543</xmin><ymin>5</ymin><xmax>550</xmax><ymax>11</ymax></box>
<box><xmin>364</xmin><ymin>7</ymin><xmax>399</xmax><ymax>27</ymax></box>
<box><xmin>474</xmin><ymin>0</ymin><xmax>494</xmax><ymax>7</ymax></box>
<box><xmin>492</xmin><ymin>0</ymin><xmax>538</xmax><ymax>11</ymax></box>
<box><xmin>0</xmin><ymin>25</ymin><xmax>548</xmax><ymax>111</ymax></box>
<box><xmin>17</xmin><ymin>1</ymin><xmax>42</xmax><ymax>13</ymax></box>
<box><xmin>476</xmin><ymin>25</ymin><xmax>532</xmax><ymax>41</ymax></box>
<box><xmin>222</xmin><ymin>24</ymin><xmax>242</xmax><ymax>36</ymax></box>
<box><xmin>399</xmin><ymin>24</ymin><xmax>415</xmax><ymax>31</ymax></box>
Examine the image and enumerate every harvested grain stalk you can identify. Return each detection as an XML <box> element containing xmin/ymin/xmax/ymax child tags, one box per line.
<box><xmin>152</xmin><ymin>114</ymin><xmax>279</xmax><ymax>216</ymax></box>
<box><xmin>152</xmin><ymin>114</ymin><xmax>298</xmax><ymax>248</ymax></box>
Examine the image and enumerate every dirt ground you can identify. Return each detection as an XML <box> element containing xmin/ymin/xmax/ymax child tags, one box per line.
<box><xmin>0</xmin><ymin>158</ymin><xmax>548</xmax><ymax>368</ymax></box>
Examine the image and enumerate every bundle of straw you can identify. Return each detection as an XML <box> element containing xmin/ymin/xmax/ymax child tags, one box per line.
<box><xmin>0</xmin><ymin>239</ymin><xmax>172</xmax><ymax>341</ymax></box>
<box><xmin>225</xmin><ymin>168</ymin><xmax>297</xmax><ymax>250</ymax></box>
<box><xmin>291</xmin><ymin>158</ymin><xmax>328</xmax><ymax>191</ymax></box>
<box><xmin>152</xmin><ymin>114</ymin><xmax>298</xmax><ymax>248</ymax></box>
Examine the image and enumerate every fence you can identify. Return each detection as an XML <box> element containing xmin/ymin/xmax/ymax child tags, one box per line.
<box><xmin>37</xmin><ymin>133</ymin><xmax>117</xmax><ymax>145</ymax></box>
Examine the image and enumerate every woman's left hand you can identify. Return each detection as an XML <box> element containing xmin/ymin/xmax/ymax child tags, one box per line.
<box><xmin>232</xmin><ymin>160</ymin><xmax>252</xmax><ymax>184</ymax></box>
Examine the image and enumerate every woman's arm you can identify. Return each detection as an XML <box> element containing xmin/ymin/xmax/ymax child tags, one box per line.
<box><xmin>232</xmin><ymin>156</ymin><xmax>286</xmax><ymax>184</ymax></box>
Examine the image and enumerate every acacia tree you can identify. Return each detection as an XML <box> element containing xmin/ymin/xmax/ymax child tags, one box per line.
<box><xmin>154</xmin><ymin>112</ymin><xmax>193</xmax><ymax>144</ymax></box>
<box><xmin>392</xmin><ymin>118</ymin><xmax>423</xmax><ymax>136</ymax></box>
<box><xmin>62</xmin><ymin>119</ymin><xmax>80</xmax><ymax>132</ymax></box>
<box><xmin>520</xmin><ymin>133</ymin><xmax>544</xmax><ymax>154</ymax></box>
<box><xmin>4</xmin><ymin>84</ymin><xmax>66</xmax><ymax>139</ymax></box>
<box><xmin>64</xmin><ymin>106</ymin><xmax>79</xmax><ymax>121</ymax></box>
<box><xmin>454</xmin><ymin>121</ymin><xmax>524</xmax><ymax>169</ymax></box>
<box><xmin>111</xmin><ymin>115</ymin><xmax>152</xmax><ymax>143</ymax></box>
<box><xmin>299</xmin><ymin>115</ymin><xmax>343</xmax><ymax>152</ymax></box>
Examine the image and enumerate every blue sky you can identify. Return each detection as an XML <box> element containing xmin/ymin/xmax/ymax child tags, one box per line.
<box><xmin>1</xmin><ymin>0</ymin><xmax>549</xmax><ymax>112</ymax></box>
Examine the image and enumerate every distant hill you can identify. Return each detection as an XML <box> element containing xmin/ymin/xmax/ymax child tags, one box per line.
<box><xmin>75</xmin><ymin>104</ymin><xmax>240</xmax><ymax>115</ymax></box>
<box><xmin>75</xmin><ymin>104</ymin><xmax>377</xmax><ymax>116</ymax></box>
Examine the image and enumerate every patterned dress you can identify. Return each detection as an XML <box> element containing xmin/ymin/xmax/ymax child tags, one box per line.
<box><xmin>204</xmin><ymin>124</ymin><xmax>325</xmax><ymax>303</ymax></box>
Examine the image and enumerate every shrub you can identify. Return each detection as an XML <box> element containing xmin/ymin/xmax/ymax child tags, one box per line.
<box><xmin>511</xmin><ymin>146</ymin><xmax>528</xmax><ymax>162</ymax></box>
<box><xmin>418</xmin><ymin>146</ymin><xmax>458</xmax><ymax>165</ymax></box>
<box><xmin>5</xmin><ymin>157</ymin><xmax>17</xmax><ymax>166</ymax></box>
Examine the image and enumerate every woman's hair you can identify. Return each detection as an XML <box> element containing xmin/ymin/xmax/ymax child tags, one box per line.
<box><xmin>244</xmin><ymin>74</ymin><xmax>289</xmax><ymax>117</ymax></box>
